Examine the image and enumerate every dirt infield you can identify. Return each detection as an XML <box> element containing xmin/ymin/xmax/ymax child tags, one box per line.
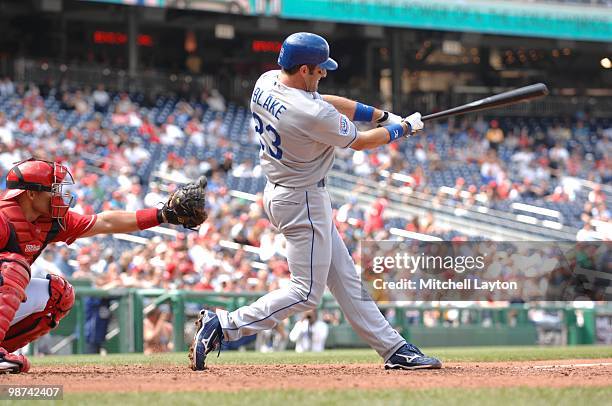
<box><xmin>3</xmin><ymin>359</ymin><xmax>612</xmax><ymax>392</ymax></box>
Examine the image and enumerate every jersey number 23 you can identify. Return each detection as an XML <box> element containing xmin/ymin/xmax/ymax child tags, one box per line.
<box><xmin>253</xmin><ymin>112</ymin><xmax>282</xmax><ymax>160</ymax></box>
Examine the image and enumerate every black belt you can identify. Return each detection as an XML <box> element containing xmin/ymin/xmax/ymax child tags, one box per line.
<box><xmin>273</xmin><ymin>179</ymin><xmax>325</xmax><ymax>189</ymax></box>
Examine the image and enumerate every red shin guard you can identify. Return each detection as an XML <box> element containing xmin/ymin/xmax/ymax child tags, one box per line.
<box><xmin>0</xmin><ymin>253</ymin><xmax>31</xmax><ymax>343</ymax></box>
<box><xmin>0</xmin><ymin>347</ymin><xmax>30</xmax><ymax>373</ymax></box>
<box><xmin>2</xmin><ymin>274</ymin><xmax>75</xmax><ymax>353</ymax></box>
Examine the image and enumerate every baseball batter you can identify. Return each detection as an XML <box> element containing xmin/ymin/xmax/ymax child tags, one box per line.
<box><xmin>191</xmin><ymin>32</ymin><xmax>441</xmax><ymax>370</ymax></box>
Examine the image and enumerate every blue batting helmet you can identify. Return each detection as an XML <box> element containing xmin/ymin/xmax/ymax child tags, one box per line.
<box><xmin>277</xmin><ymin>32</ymin><xmax>338</xmax><ymax>71</ymax></box>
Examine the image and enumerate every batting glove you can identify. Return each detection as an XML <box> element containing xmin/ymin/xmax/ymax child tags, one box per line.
<box><xmin>404</xmin><ymin>112</ymin><xmax>424</xmax><ymax>134</ymax></box>
<box><xmin>376</xmin><ymin>111</ymin><xmax>403</xmax><ymax>126</ymax></box>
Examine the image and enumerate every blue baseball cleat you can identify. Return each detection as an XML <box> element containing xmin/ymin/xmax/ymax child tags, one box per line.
<box><xmin>189</xmin><ymin>309</ymin><xmax>223</xmax><ymax>371</ymax></box>
<box><xmin>384</xmin><ymin>343</ymin><xmax>442</xmax><ymax>370</ymax></box>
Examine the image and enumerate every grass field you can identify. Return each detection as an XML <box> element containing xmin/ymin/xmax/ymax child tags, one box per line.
<box><xmin>4</xmin><ymin>346</ymin><xmax>612</xmax><ymax>406</ymax></box>
<box><xmin>53</xmin><ymin>387</ymin><xmax>612</xmax><ymax>406</ymax></box>
<box><xmin>28</xmin><ymin>344</ymin><xmax>612</xmax><ymax>366</ymax></box>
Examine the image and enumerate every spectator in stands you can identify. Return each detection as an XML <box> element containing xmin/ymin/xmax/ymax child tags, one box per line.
<box><xmin>350</xmin><ymin>149</ymin><xmax>371</xmax><ymax>177</ymax></box>
<box><xmin>23</xmin><ymin>84</ymin><xmax>43</xmax><ymax>109</ymax></box>
<box><xmin>92</xmin><ymin>84</ymin><xmax>110</xmax><ymax>113</ymax></box>
<box><xmin>124</xmin><ymin>139</ymin><xmax>150</xmax><ymax>166</ymax></box>
<box><xmin>139</xmin><ymin>115</ymin><xmax>159</xmax><ymax>143</ymax></box>
<box><xmin>90</xmin><ymin>247</ymin><xmax>111</xmax><ymax>275</ymax></box>
<box><xmin>386</xmin><ymin>143</ymin><xmax>406</xmax><ymax>173</ymax></box>
<box><xmin>364</xmin><ymin>193</ymin><xmax>388</xmax><ymax>235</ymax></box>
<box><xmin>72</xmin><ymin>90</ymin><xmax>89</xmax><ymax>115</ymax></box>
<box><xmin>405</xmin><ymin>216</ymin><xmax>422</xmax><ymax>233</ymax></box>
<box><xmin>453</xmin><ymin>177</ymin><xmax>466</xmax><ymax>199</ymax></box>
<box><xmin>17</xmin><ymin>109</ymin><xmax>34</xmax><ymax>134</ymax></box>
<box><xmin>206</xmin><ymin>89</ymin><xmax>226</xmax><ymax>112</ymax></box>
<box><xmin>0</xmin><ymin>77</ymin><xmax>15</xmax><ymax>96</ymax></box>
<box><xmin>420</xmin><ymin>212</ymin><xmax>437</xmax><ymax>234</ymax></box>
<box><xmin>144</xmin><ymin>183</ymin><xmax>164</xmax><ymax>208</ymax></box>
<box><xmin>409</xmin><ymin>165</ymin><xmax>426</xmax><ymax>191</ymax></box>
<box><xmin>217</xmin><ymin>152</ymin><xmax>233</xmax><ymax>174</ymax></box>
<box><xmin>289</xmin><ymin>310</ymin><xmax>329</xmax><ymax>353</ymax></box>
<box><xmin>427</xmin><ymin>143</ymin><xmax>443</xmax><ymax>171</ymax></box>
<box><xmin>474</xmin><ymin>116</ymin><xmax>487</xmax><ymax>136</ymax></box>
<box><xmin>160</xmin><ymin>115</ymin><xmax>184</xmax><ymax>145</ymax></box>
<box><xmin>143</xmin><ymin>306</ymin><xmax>174</xmax><ymax>354</ymax></box>
<box><xmin>512</xmin><ymin>145</ymin><xmax>534</xmax><ymax>173</ymax></box>
<box><xmin>256</xmin><ymin>322</ymin><xmax>288</xmax><ymax>353</ymax></box>
<box><xmin>592</xmin><ymin>202</ymin><xmax>610</xmax><ymax>221</ymax></box>
<box><xmin>125</xmin><ymin>184</ymin><xmax>145</xmax><ymax>212</ymax></box>
<box><xmin>174</xmin><ymin>101</ymin><xmax>194</xmax><ymax>125</ymax></box>
<box><xmin>115</xmin><ymin>92</ymin><xmax>133</xmax><ymax>114</ymax></box>
<box><xmin>463</xmin><ymin>185</ymin><xmax>479</xmax><ymax>209</ymax></box>
<box><xmin>519</xmin><ymin>158</ymin><xmax>543</xmax><ymax>185</ymax></box>
<box><xmin>232</xmin><ymin>158</ymin><xmax>256</xmax><ymax>178</ymax></box>
<box><xmin>185</xmin><ymin>117</ymin><xmax>205</xmax><ymax>147</ymax></box>
<box><xmin>546</xmin><ymin>186</ymin><xmax>569</xmax><ymax>202</ymax></box>
<box><xmin>159</xmin><ymin>154</ymin><xmax>190</xmax><ymax>184</ymax></box>
<box><xmin>573</xmin><ymin>119</ymin><xmax>589</xmax><ymax>138</ymax></box>
<box><xmin>115</xmin><ymin>166</ymin><xmax>137</xmax><ymax>191</ymax></box>
<box><xmin>518</xmin><ymin>177</ymin><xmax>547</xmax><ymax>199</ymax></box>
<box><xmin>53</xmin><ymin>247</ymin><xmax>74</xmax><ymax>277</ymax></box>
<box><xmin>71</xmin><ymin>254</ymin><xmax>95</xmax><ymax>281</ymax></box>
<box><xmin>205</xmin><ymin>114</ymin><xmax>227</xmax><ymax>147</ymax></box>
<box><xmin>549</xmin><ymin>141</ymin><xmax>569</xmax><ymax>177</ymax></box>
<box><xmin>84</xmin><ymin>295</ymin><xmax>112</xmax><ymax>354</ymax></box>
<box><xmin>336</xmin><ymin>196</ymin><xmax>361</xmax><ymax>224</ymax></box>
<box><xmin>126</xmin><ymin>105</ymin><xmax>143</xmax><ymax>128</ymax></box>
<box><xmin>486</xmin><ymin>120</ymin><xmax>504</xmax><ymax>151</ymax></box>
<box><xmin>576</xmin><ymin>221</ymin><xmax>598</xmax><ymax>241</ymax></box>
<box><xmin>588</xmin><ymin>184</ymin><xmax>606</xmax><ymax>205</ymax></box>
<box><xmin>0</xmin><ymin>112</ymin><xmax>15</xmax><ymax>147</ymax></box>
<box><xmin>32</xmin><ymin>114</ymin><xmax>53</xmax><ymax>137</ymax></box>
<box><xmin>183</xmin><ymin>157</ymin><xmax>203</xmax><ymax>180</ymax></box>
<box><xmin>480</xmin><ymin>150</ymin><xmax>504</xmax><ymax>185</ymax></box>
<box><xmin>59</xmin><ymin>91</ymin><xmax>75</xmax><ymax>111</ymax></box>
<box><xmin>31</xmin><ymin>249</ymin><xmax>64</xmax><ymax>278</ymax></box>
<box><xmin>373</xmin><ymin>147</ymin><xmax>391</xmax><ymax>172</ymax></box>
<box><xmin>413</xmin><ymin>143</ymin><xmax>427</xmax><ymax>164</ymax></box>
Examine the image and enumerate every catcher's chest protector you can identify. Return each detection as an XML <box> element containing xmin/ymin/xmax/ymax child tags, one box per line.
<box><xmin>0</xmin><ymin>201</ymin><xmax>60</xmax><ymax>264</ymax></box>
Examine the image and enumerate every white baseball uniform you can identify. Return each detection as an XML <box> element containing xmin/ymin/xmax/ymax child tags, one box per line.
<box><xmin>215</xmin><ymin>70</ymin><xmax>405</xmax><ymax>360</ymax></box>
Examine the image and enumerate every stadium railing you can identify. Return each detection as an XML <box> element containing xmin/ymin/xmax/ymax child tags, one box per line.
<box><xmin>12</xmin><ymin>58</ymin><xmax>612</xmax><ymax>117</ymax></box>
<box><xmin>42</xmin><ymin>287</ymin><xmax>606</xmax><ymax>355</ymax></box>
<box><xmin>326</xmin><ymin>169</ymin><xmax>578</xmax><ymax>241</ymax></box>
<box><xmin>14</xmin><ymin>58</ymin><xmax>219</xmax><ymax>95</ymax></box>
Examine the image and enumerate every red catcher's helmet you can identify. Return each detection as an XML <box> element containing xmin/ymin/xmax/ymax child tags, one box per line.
<box><xmin>1</xmin><ymin>158</ymin><xmax>75</xmax><ymax>229</ymax></box>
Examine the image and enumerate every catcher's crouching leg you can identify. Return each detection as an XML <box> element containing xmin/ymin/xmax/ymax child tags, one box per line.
<box><xmin>0</xmin><ymin>252</ymin><xmax>31</xmax><ymax>373</ymax></box>
<box><xmin>2</xmin><ymin>274</ymin><xmax>74</xmax><ymax>354</ymax></box>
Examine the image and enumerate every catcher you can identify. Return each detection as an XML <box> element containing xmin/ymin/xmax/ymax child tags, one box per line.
<box><xmin>0</xmin><ymin>158</ymin><xmax>207</xmax><ymax>373</ymax></box>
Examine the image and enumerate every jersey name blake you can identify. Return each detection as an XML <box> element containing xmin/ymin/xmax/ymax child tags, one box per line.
<box><xmin>252</xmin><ymin>87</ymin><xmax>287</xmax><ymax>120</ymax></box>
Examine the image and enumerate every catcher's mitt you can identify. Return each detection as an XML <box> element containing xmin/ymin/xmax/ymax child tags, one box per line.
<box><xmin>161</xmin><ymin>176</ymin><xmax>208</xmax><ymax>229</ymax></box>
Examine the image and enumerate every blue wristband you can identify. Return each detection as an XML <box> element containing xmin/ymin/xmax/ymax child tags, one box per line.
<box><xmin>354</xmin><ymin>102</ymin><xmax>375</xmax><ymax>122</ymax></box>
<box><xmin>385</xmin><ymin>124</ymin><xmax>405</xmax><ymax>143</ymax></box>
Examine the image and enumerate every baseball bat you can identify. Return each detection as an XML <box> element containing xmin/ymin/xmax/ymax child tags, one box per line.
<box><xmin>421</xmin><ymin>83</ymin><xmax>549</xmax><ymax>122</ymax></box>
